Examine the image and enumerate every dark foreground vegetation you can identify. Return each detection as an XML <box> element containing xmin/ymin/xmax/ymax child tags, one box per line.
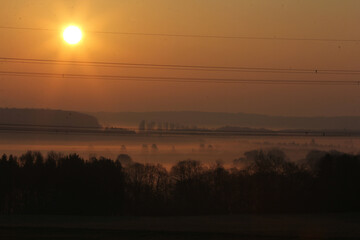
<box><xmin>2</xmin><ymin>213</ymin><xmax>359</xmax><ymax>240</ymax></box>
<box><xmin>0</xmin><ymin>149</ymin><xmax>359</xmax><ymax>216</ymax></box>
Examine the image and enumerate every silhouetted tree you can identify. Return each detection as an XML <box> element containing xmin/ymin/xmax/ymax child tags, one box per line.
<box><xmin>138</xmin><ymin>120</ymin><xmax>146</xmax><ymax>131</ymax></box>
<box><xmin>0</xmin><ymin>149</ymin><xmax>359</xmax><ymax>216</ymax></box>
<box><xmin>116</xmin><ymin>154</ymin><xmax>133</xmax><ymax>167</ymax></box>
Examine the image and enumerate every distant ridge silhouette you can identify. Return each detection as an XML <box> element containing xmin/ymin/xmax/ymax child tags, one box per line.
<box><xmin>91</xmin><ymin>111</ymin><xmax>360</xmax><ymax>130</ymax></box>
<box><xmin>0</xmin><ymin>108</ymin><xmax>101</xmax><ymax>128</ymax></box>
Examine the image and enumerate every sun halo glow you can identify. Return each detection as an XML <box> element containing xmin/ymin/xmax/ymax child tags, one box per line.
<box><xmin>63</xmin><ymin>26</ymin><xmax>82</xmax><ymax>45</ymax></box>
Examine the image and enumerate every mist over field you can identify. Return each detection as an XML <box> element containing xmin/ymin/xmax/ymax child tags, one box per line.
<box><xmin>1</xmin><ymin>132</ymin><xmax>359</xmax><ymax>168</ymax></box>
<box><xmin>1</xmin><ymin>108</ymin><xmax>359</xmax><ymax>167</ymax></box>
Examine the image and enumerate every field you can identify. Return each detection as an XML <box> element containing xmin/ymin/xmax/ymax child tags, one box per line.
<box><xmin>0</xmin><ymin>130</ymin><xmax>359</xmax><ymax>167</ymax></box>
<box><xmin>1</xmin><ymin>214</ymin><xmax>360</xmax><ymax>239</ymax></box>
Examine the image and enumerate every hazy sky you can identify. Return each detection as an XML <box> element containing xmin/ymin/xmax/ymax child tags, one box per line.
<box><xmin>0</xmin><ymin>0</ymin><xmax>359</xmax><ymax>116</ymax></box>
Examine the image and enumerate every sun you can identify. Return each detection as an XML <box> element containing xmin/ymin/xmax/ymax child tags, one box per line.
<box><xmin>63</xmin><ymin>26</ymin><xmax>83</xmax><ymax>45</ymax></box>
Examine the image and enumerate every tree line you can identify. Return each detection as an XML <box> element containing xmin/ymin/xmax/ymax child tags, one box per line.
<box><xmin>0</xmin><ymin>149</ymin><xmax>359</xmax><ymax>215</ymax></box>
<box><xmin>138</xmin><ymin>120</ymin><xmax>199</xmax><ymax>131</ymax></box>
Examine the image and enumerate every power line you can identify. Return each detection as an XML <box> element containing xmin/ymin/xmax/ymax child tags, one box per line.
<box><xmin>1</xmin><ymin>57</ymin><xmax>360</xmax><ymax>75</ymax></box>
<box><xmin>1</xmin><ymin>26</ymin><xmax>359</xmax><ymax>42</ymax></box>
<box><xmin>0</xmin><ymin>70</ymin><xmax>358</xmax><ymax>85</ymax></box>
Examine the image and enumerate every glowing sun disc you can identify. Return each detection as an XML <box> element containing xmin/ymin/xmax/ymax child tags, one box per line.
<box><xmin>63</xmin><ymin>26</ymin><xmax>82</xmax><ymax>44</ymax></box>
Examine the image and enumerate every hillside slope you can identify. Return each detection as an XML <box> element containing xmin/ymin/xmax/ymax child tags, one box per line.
<box><xmin>0</xmin><ymin>108</ymin><xmax>101</xmax><ymax>128</ymax></box>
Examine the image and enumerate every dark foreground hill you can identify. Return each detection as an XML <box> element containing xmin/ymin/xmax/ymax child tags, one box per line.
<box><xmin>1</xmin><ymin>214</ymin><xmax>359</xmax><ymax>240</ymax></box>
<box><xmin>91</xmin><ymin>111</ymin><xmax>360</xmax><ymax>130</ymax></box>
<box><xmin>0</xmin><ymin>108</ymin><xmax>101</xmax><ymax>128</ymax></box>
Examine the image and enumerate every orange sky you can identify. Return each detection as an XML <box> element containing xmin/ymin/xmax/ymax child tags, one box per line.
<box><xmin>0</xmin><ymin>0</ymin><xmax>359</xmax><ymax>116</ymax></box>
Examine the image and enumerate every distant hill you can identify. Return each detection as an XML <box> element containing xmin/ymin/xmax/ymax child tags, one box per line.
<box><xmin>91</xmin><ymin>111</ymin><xmax>360</xmax><ymax>130</ymax></box>
<box><xmin>0</xmin><ymin>108</ymin><xmax>101</xmax><ymax>128</ymax></box>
